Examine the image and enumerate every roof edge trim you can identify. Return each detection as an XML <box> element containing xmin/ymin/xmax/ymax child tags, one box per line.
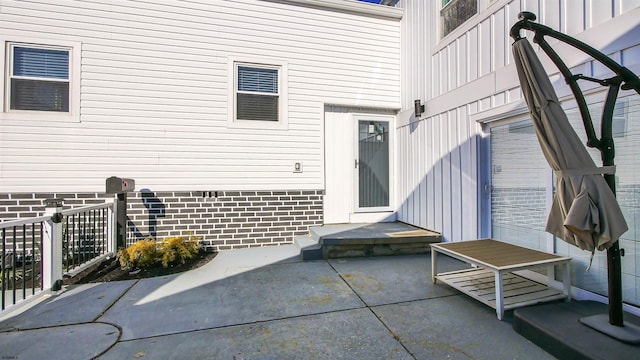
<box><xmin>266</xmin><ymin>0</ymin><xmax>404</xmax><ymax>19</ymax></box>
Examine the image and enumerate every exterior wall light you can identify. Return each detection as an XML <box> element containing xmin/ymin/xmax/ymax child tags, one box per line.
<box><xmin>414</xmin><ymin>99</ymin><xmax>425</xmax><ymax>117</ymax></box>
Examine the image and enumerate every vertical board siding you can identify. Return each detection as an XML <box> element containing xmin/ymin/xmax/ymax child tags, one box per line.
<box><xmin>396</xmin><ymin>0</ymin><xmax>639</xmax><ymax>242</ymax></box>
<box><xmin>0</xmin><ymin>0</ymin><xmax>400</xmax><ymax>193</ymax></box>
<box><xmin>468</xmin><ymin>27</ymin><xmax>479</xmax><ymax>81</ymax></box>
<box><xmin>492</xmin><ymin>8</ymin><xmax>506</xmax><ymax>70</ymax></box>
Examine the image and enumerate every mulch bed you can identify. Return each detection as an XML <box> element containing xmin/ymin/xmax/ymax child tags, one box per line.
<box><xmin>64</xmin><ymin>251</ymin><xmax>218</xmax><ymax>285</ymax></box>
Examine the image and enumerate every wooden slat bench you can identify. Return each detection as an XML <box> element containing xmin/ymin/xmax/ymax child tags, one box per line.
<box><xmin>431</xmin><ymin>239</ymin><xmax>571</xmax><ymax>320</ymax></box>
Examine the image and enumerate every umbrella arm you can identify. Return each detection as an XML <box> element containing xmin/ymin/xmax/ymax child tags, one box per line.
<box><xmin>510</xmin><ymin>12</ymin><xmax>640</xmax><ymax>96</ymax></box>
<box><xmin>511</xmin><ymin>12</ymin><xmax>640</xmax><ymax>150</ymax></box>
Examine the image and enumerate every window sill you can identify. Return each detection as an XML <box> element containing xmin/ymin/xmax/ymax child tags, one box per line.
<box><xmin>1</xmin><ymin>110</ymin><xmax>80</xmax><ymax>123</ymax></box>
<box><xmin>227</xmin><ymin>119</ymin><xmax>289</xmax><ymax>130</ymax></box>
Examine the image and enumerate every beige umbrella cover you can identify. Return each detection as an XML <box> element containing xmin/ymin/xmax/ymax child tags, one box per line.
<box><xmin>512</xmin><ymin>38</ymin><xmax>628</xmax><ymax>254</ymax></box>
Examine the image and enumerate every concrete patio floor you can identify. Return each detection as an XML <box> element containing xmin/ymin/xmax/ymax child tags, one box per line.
<box><xmin>0</xmin><ymin>245</ymin><xmax>556</xmax><ymax>359</ymax></box>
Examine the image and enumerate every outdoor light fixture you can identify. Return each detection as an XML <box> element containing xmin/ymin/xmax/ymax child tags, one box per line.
<box><xmin>414</xmin><ymin>99</ymin><xmax>425</xmax><ymax>116</ymax></box>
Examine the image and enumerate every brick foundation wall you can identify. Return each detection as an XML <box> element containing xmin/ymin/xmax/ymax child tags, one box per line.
<box><xmin>0</xmin><ymin>190</ymin><xmax>324</xmax><ymax>252</ymax></box>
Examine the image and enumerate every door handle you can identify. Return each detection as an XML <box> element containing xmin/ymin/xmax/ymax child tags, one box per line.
<box><xmin>355</xmin><ymin>159</ymin><xmax>358</xmax><ymax>169</ymax></box>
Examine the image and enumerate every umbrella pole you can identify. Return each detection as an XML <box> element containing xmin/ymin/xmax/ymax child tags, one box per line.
<box><xmin>600</xmin><ymin>85</ymin><xmax>624</xmax><ymax>327</ymax></box>
<box><xmin>511</xmin><ymin>12</ymin><xmax>640</xmax><ymax>343</ymax></box>
<box><xmin>579</xmin><ymin>86</ymin><xmax>639</xmax><ymax>343</ymax></box>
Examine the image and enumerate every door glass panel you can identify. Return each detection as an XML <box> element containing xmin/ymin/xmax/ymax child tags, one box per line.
<box><xmin>358</xmin><ymin>120</ymin><xmax>389</xmax><ymax>208</ymax></box>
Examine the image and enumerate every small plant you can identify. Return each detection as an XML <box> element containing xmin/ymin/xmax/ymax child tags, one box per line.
<box><xmin>159</xmin><ymin>234</ymin><xmax>202</xmax><ymax>268</ymax></box>
<box><xmin>117</xmin><ymin>234</ymin><xmax>202</xmax><ymax>270</ymax></box>
<box><xmin>117</xmin><ymin>238</ymin><xmax>159</xmax><ymax>270</ymax></box>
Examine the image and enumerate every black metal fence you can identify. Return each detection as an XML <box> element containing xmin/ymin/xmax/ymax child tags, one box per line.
<box><xmin>1</xmin><ymin>217</ymin><xmax>46</xmax><ymax>311</ymax></box>
<box><xmin>62</xmin><ymin>206</ymin><xmax>111</xmax><ymax>274</ymax></box>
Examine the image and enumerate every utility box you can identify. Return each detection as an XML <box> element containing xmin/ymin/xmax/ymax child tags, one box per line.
<box><xmin>106</xmin><ymin>176</ymin><xmax>135</xmax><ymax>194</ymax></box>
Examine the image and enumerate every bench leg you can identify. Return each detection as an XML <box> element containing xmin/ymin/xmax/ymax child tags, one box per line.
<box><xmin>495</xmin><ymin>271</ymin><xmax>504</xmax><ymax>320</ymax></box>
<box><xmin>563</xmin><ymin>262</ymin><xmax>571</xmax><ymax>301</ymax></box>
<box><xmin>431</xmin><ymin>249</ymin><xmax>437</xmax><ymax>284</ymax></box>
<box><xmin>547</xmin><ymin>264</ymin><xmax>554</xmax><ymax>287</ymax></box>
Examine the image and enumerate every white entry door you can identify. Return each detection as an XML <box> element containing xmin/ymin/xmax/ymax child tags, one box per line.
<box><xmin>354</xmin><ymin>115</ymin><xmax>393</xmax><ymax>213</ymax></box>
<box><xmin>324</xmin><ymin>109</ymin><xmax>395</xmax><ymax>224</ymax></box>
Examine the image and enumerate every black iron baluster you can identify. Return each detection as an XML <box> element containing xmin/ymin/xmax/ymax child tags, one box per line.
<box><xmin>2</xmin><ymin>228</ymin><xmax>6</xmax><ymax>310</ymax></box>
<box><xmin>39</xmin><ymin>222</ymin><xmax>44</xmax><ymax>291</ymax></box>
<box><xmin>64</xmin><ymin>216</ymin><xmax>69</xmax><ymax>272</ymax></box>
<box><xmin>31</xmin><ymin>223</ymin><xmax>36</xmax><ymax>295</ymax></box>
<box><xmin>100</xmin><ymin>208</ymin><xmax>105</xmax><ymax>256</ymax></box>
<box><xmin>72</xmin><ymin>214</ymin><xmax>77</xmax><ymax>270</ymax></box>
<box><xmin>22</xmin><ymin>224</ymin><xmax>26</xmax><ymax>300</ymax></box>
<box><xmin>12</xmin><ymin>226</ymin><xmax>16</xmax><ymax>305</ymax></box>
<box><xmin>82</xmin><ymin>212</ymin><xmax>87</xmax><ymax>264</ymax></box>
<box><xmin>92</xmin><ymin>209</ymin><xmax>97</xmax><ymax>258</ymax></box>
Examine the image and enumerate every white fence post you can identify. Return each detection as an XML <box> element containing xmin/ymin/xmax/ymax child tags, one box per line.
<box><xmin>43</xmin><ymin>199</ymin><xmax>64</xmax><ymax>291</ymax></box>
<box><xmin>107</xmin><ymin>199</ymin><xmax>117</xmax><ymax>254</ymax></box>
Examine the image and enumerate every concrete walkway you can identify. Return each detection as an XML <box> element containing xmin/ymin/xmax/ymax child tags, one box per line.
<box><xmin>0</xmin><ymin>246</ymin><xmax>555</xmax><ymax>359</ymax></box>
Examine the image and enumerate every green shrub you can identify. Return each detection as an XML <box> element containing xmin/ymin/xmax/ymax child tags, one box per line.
<box><xmin>117</xmin><ymin>238</ymin><xmax>159</xmax><ymax>269</ymax></box>
<box><xmin>117</xmin><ymin>234</ymin><xmax>202</xmax><ymax>270</ymax></box>
<box><xmin>159</xmin><ymin>234</ymin><xmax>202</xmax><ymax>268</ymax></box>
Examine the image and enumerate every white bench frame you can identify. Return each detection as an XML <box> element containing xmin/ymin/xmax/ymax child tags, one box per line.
<box><xmin>431</xmin><ymin>239</ymin><xmax>572</xmax><ymax>320</ymax></box>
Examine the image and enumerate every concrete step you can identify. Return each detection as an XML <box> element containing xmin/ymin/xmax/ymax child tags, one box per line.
<box><xmin>294</xmin><ymin>235</ymin><xmax>323</xmax><ymax>261</ymax></box>
<box><xmin>298</xmin><ymin>222</ymin><xmax>441</xmax><ymax>260</ymax></box>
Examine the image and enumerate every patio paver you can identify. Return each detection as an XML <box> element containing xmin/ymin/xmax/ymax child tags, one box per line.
<box><xmin>0</xmin><ymin>280</ymin><xmax>135</xmax><ymax>331</ymax></box>
<box><xmin>98</xmin><ymin>260</ymin><xmax>364</xmax><ymax>340</ymax></box>
<box><xmin>329</xmin><ymin>254</ymin><xmax>465</xmax><ymax>306</ymax></box>
<box><xmin>373</xmin><ymin>296</ymin><xmax>555</xmax><ymax>360</ymax></box>
<box><xmin>101</xmin><ymin>308</ymin><xmax>412</xmax><ymax>360</ymax></box>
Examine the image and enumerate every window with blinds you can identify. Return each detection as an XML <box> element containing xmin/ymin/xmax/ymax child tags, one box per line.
<box><xmin>441</xmin><ymin>0</ymin><xmax>477</xmax><ymax>37</ymax></box>
<box><xmin>9</xmin><ymin>44</ymin><xmax>70</xmax><ymax>112</ymax></box>
<box><xmin>236</xmin><ymin>65</ymin><xmax>279</xmax><ymax>122</ymax></box>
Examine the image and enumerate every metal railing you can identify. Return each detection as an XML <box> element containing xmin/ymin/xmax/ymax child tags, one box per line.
<box><xmin>1</xmin><ymin>216</ymin><xmax>47</xmax><ymax>311</ymax></box>
<box><xmin>61</xmin><ymin>202</ymin><xmax>115</xmax><ymax>276</ymax></box>
<box><xmin>1</xmin><ymin>199</ymin><xmax>116</xmax><ymax>311</ymax></box>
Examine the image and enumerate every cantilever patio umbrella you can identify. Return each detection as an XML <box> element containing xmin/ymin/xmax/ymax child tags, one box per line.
<box><xmin>510</xmin><ymin>12</ymin><xmax>640</xmax><ymax>343</ymax></box>
<box><xmin>512</xmin><ymin>38</ymin><xmax>627</xmax><ymax>257</ymax></box>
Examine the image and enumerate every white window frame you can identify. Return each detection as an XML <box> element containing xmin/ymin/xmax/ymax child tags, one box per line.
<box><xmin>439</xmin><ymin>0</ymin><xmax>479</xmax><ymax>40</ymax></box>
<box><xmin>1</xmin><ymin>37</ymin><xmax>81</xmax><ymax>122</ymax></box>
<box><xmin>227</xmin><ymin>56</ymin><xmax>288</xmax><ymax>130</ymax></box>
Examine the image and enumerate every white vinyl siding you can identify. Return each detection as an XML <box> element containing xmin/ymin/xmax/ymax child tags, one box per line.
<box><xmin>0</xmin><ymin>0</ymin><xmax>401</xmax><ymax>192</ymax></box>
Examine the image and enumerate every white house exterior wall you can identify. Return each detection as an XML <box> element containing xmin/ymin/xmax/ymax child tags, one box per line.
<box><xmin>396</xmin><ymin>0</ymin><xmax>640</xmax><ymax>243</ymax></box>
<box><xmin>0</xmin><ymin>0</ymin><xmax>400</xmax><ymax>193</ymax></box>
<box><xmin>0</xmin><ymin>0</ymin><xmax>401</xmax><ymax>250</ymax></box>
